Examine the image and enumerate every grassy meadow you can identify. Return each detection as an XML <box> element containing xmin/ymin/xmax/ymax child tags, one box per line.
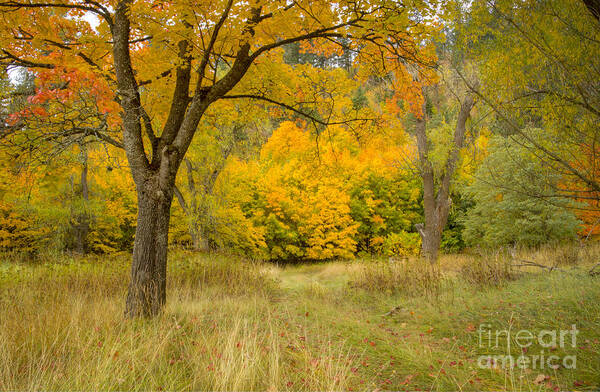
<box><xmin>0</xmin><ymin>245</ymin><xmax>599</xmax><ymax>391</ymax></box>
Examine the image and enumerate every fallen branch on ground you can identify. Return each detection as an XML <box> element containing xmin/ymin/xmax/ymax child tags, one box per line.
<box><xmin>511</xmin><ymin>258</ymin><xmax>563</xmax><ymax>272</ymax></box>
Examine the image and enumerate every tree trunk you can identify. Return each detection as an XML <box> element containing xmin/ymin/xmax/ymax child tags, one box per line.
<box><xmin>109</xmin><ymin>1</ymin><xmax>260</xmax><ymax>318</ymax></box>
<box><xmin>125</xmin><ymin>179</ymin><xmax>173</xmax><ymax>318</ymax></box>
<box><xmin>414</xmin><ymin>87</ymin><xmax>474</xmax><ymax>264</ymax></box>
<box><xmin>417</xmin><ymin>223</ymin><xmax>442</xmax><ymax>263</ymax></box>
<box><xmin>414</xmin><ymin>97</ymin><xmax>439</xmax><ymax>264</ymax></box>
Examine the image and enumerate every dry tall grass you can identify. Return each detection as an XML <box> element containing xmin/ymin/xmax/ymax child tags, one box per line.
<box><xmin>0</xmin><ymin>253</ymin><xmax>360</xmax><ymax>391</ymax></box>
<box><xmin>348</xmin><ymin>258</ymin><xmax>442</xmax><ymax>298</ymax></box>
<box><xmin>1</xmin><ymin>243</ymin><xmax>599</xmax><ymax>391</ymax></box>
<box><xmin>459</xmin><ymin>251</ymin><xmax>515</xmax><ymax>287</ymax></box>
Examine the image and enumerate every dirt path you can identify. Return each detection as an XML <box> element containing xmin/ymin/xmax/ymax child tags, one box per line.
<box><xmin>276</xmin><ymin>262</ymin><xmax>357</xmax><ymax>291</ymax></box>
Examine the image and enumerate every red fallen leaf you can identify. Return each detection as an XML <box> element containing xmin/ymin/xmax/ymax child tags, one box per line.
<box><xmin>113</xmin><ymin>351</ymin><xmax>119</xmax><ymax>359</ymax></box>
<box><xmin>169</xmin><ymin>359</ymin><xmax>175</xmax><ymax>365</ymax></box>
<box><xmin>97</xmin><ymin>341</ymin><xmax>103</xmax><ymax>347</ymax></box>
<box><xmin>426</xmin><ymin>328</ymin><xmax>433</xmax><ymax>334</ymax></box>
<box><xmin>279</xmin><ymin>332</ymin><xmax>285</xmax><ymax>337</ymax></box>
<box><xmin>573</xmin><ymin>381</ymin><xmax>585</xmax><ymax>387</ymax></box>
<box><xmin>458</xmin><ymin>345</ymin><xmax>466</xmax><ymax>351</ymax></box>
<box><xmin>466</xmin><ymin>324</ymin><xmax>476</xmax><ymax>332</ymax></box>
<box><xmin>449</xmin><ymin>361</ymin><xmax>457</xmax><ymax>366</ymax></box>
<box><xmin>305</xmin><ymin>312</ymin><xmax>309</xmax><ymax>317</ymax></box>
<box><xmin>369</xmin><ymin>341</ymin><xmax>376</xmax><ymax>347</ymax></box>
<box><xmin>236</xmin><ymin>342</ymin><xmax>242</xmax><ymax>348</ymax></box>
<box><xmin>286</xmin><ymin>381</ymin><xmax>294</xmax><ymax>387</ymax></box>
<box><xmin>402</xmin><ymin>374</ymin><xmax>415</xmax><ymax>385</ymax></box>
<box><xmin>351</xmin><ymin>367</ymin><xmax>358</xmax><ymax>373</ymax></box>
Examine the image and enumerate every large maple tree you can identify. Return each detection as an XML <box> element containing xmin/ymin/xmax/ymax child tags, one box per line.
<box><xmin>0</xmin><ymin>0</ymin><xmax>435</xmax><ymax>316</ymax></box>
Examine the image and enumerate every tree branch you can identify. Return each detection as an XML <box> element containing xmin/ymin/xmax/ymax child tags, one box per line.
<box><xmin>195</xmin><ymin>0</ymin><xmax>233</xmax><ymax>93</ymax></box>
<box><xmin>111</xmin><ymin>0</ymin><xmax>150</xmax><ymax>180</ymax></box>
<box><xmin>1</xmin><ymin>49</ymin><xmax>54</xmax><ymax>69</ymax></box>
<box><xmin>456</xmin><ymin>68</ymin><xmax>600</xmax><ymax>194</ymax></box>
<box><xmin>0</xmin><ymin>0</ymin><xmax>113</xmax><ymax>26</ymax></box>
<box><xmin>221</xmin><ymin>94</ymin><xmax>375</xmax><ymax>126</ymax></box>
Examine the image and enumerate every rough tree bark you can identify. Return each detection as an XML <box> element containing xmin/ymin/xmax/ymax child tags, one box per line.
<box><xmin>415</xmin><ymin>90</ymin><xmax>475</xmax><ymax>263</ymax></box>
<box><xmin>112</xmin><ymin>1</ymin><xmax>184</xmax><ymax>317</ymax></box>
<box><xmin>112</xmin><ymin>0</ymin><xmax>257</xmax><ymax>317</ymax></box>
<box><xmin>125</xmin><ymin>175</ymin><xmax>173</xmax><ymax>317</ymax></box>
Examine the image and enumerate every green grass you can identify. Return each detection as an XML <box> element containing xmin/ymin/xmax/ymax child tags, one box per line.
<box><xmin>0</xmin><ymin>249</ymin><xmax>598</xmax><ymax>391</ymax></box>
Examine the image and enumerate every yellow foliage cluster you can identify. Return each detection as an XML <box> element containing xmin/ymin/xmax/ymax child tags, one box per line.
<box><xmin>210</xmin><ymin>121</ymin><xmax>422</xmax><ymax>261</ymax></box>
<box><xmin>0</xmin><ymin>200</ymin><xmax>50</xmax><ymax>254</ymax></box>
<box><xmin>0</xmin><ymin>146</ymin><xmax>137</xmax><ymax>256</ymax></box>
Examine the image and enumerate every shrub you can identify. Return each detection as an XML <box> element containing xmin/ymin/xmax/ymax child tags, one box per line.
<box><xmin>382</xmin><ymin>231</ymin><xmax>421</xmax><ymax>257</ymax></box>
<box><xmin>0</xmin><ymin>200</ymin><xmax>52</xmax><ymax>256</ymax></box>
<box><xmin>462</xmin><ymin>134</ymin><xmax>580</xmax><ymax>248</ymax></box>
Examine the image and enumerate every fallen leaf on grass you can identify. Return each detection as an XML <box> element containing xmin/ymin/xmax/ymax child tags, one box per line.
<box><xmin>533</xmin><ymin>374</ymin><xmax>549</xmax><ymax>385</ymax></box>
